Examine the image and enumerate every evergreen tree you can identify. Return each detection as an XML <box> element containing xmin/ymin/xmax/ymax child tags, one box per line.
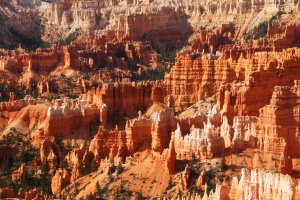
<box><xmin>88</xmin><ymin>192</ymin><xmax>93</xmax><ymax>200</ymax></box>
<box><xmin>116</xmin><ymin>162</ymin><xmax>123</xmax><ymax>174</ymax></box>
<box><xmin>21</xmin><ymin>166</ymin><xmax>27</xmax><ymax>189</ymax></box>
<box><xmin>1</xmin><ymin>155</ymin><xmax>7</xmax><ymax>170</ymax></box>
<box><xmin>108</xmin><ymin>174</ymin><xmax>114</xmax><ymax>183</ymax></box>
<box><xmin>74</xmin><ymin>182</ymin><xmax>79</xmax><ymax>195</ymax></box>
<box><xmin>167</xmin><ymin>178</ymin><xmax>173</xmax><ymax>190</ymax></box>
<box><xmin>78</xmin><ymin>159</ymin><xmax>85</xmax><ymax>175</ymax></box>
<box><xmin>40</xmin><ymin>161</ymin><xmax>50</xmax><ymax>193</ymax></box>
<box><xmin>95</xmin><ymin>181</ymin><xmax>101</xmax><ymax>196</ymax></box>
<box><xmin>135</xmin><ymin>191</ymin><xmax>144</xmax><ymax>200</ymax></box>
<box><xmin>90</xmin><ymin>160</ymin><xmax>98</xmax><ymax>172</ymax></box>
<box><xmin>221</xmin><ymin>148</ymin><xmax>227</xmax><ymax>171</ymax></box>
<box><xmin>20</xmin><ymin>141</ymin><xmax>26</xmax><ymax>162</ymax></box>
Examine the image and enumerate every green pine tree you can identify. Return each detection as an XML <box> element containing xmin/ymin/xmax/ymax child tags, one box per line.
<box><xmin>95</xmin><ymin>181</ymin><xmax>101</xmax><ymax>196</ymax></box>
<box><xmin>90</xmin><ymin>160</ymin><xmax>98</xmax><ymax>172</ymax></box>
<box><xmin>135</xmin><ymin>191</ymin><xmax>144</xmax><ymax>200</ymax></box>
<box><xmin>116</xmin><ymin>162</ymin><xmax>123</xmax><ymax>175</ymax></box>
<box><xmin>88</xmin><ymin>192</ymin><xmax>93</xmax><ymax>200</ymax></box>
<box><xmin>40</xmin><ymin>161</ymin><xmax>50</xmax><ymax>193</ymax></box>
<box><xmin>221</xmin><ymin>148</ymin><xmax>227</xmax><ymax>171</ymax></box>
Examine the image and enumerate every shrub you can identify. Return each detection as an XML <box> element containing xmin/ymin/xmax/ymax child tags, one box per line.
<box><xmin>132</xmin><ymin>66</ymin><xmax>170</xmax><ymax>82</ymax></box>
<box><xmin>166</xmin><ymin>178</ymin><xmax>174</xmax><ymax>190</ymax></box>
<box><xmin>135</xmin><ymin>191</ymin><xmax>144</xmax><ymax>200</ymax></box>
<box><xmin>116</xmin><ymin>162</ymin><xmax>124</xmax><ymax>175</ymax></box>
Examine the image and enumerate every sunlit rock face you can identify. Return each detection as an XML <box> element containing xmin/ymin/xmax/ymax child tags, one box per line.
<box><xmin>40</xmin><ymin>0</ymin><xmax>300</xmax><ymax>38</ymax></box>
<box><xmin>46</xmin><ymin>98</ymin><xmax>99</xmax><ymax>137</ymax></box>
<box><xmin>51</xmin><ymin>169</ymin><xmax>71</xmax><ymax>195</ymax></box>
<box><xmin>229</xmin><ymin>168</ymin><xmax>295</xmax><ymax>200</ymax></box>
<box><xmin>89</xmin><ymin>126</ymin><xmax>127</xmax><ymax>163</ymax></box>
<box><xmin>164</xmin><ymin>54</ymin><xmax>203</xmax><ymax>111</ymax></box>
<box><xmin>125</xmin><ymin>108</ymin><xmax>176</xmax><ymax>153</ymax></box>
<box><xmin>255</xmin><ymin>81</ymin><xmax>300</xmax><ymax>174</ymax></box>
<box><xmin>167</xmin><ymin>41</ymin><xmax>300</xmax><ymax>114</ymax></box>
<box><xmin>83</xmin><ymin>80</ymin><xmax>168</xmax><ymax>128</ymax></box>
<box><xmin>175</xmin><ymin>168</ymin><xmax>298</xmax><ymax>199</ymax></box>
<box><xmin>173</xmin><ymin>110</ymin><xmax>230</xmax><ymax>160</ymax></box>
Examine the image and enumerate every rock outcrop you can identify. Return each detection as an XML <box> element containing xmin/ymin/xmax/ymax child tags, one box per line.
<box><xmin>174</xmin><ymin>117</ymin><xmax>228</xmax><ymax>160</ymax></box>
<box><xmin>166</xmin><ymin>26</ymin><xmax>300</xmax><ymax>113</ymax></box>
<box><xmin>51</xmin><ymin>169</ymin><xmax>71</xmax><ymax>195</ymax></box>
<box><xmin>165</xmin><ymin>133</ymin><xmax>176</xmax><ymax>174</ymax></box>
<box><xmin>89</xmin><ymin>126</ymin><xmax>127</xmax><ymax>163</ymax></box>
<box><xmin>46</xmin><ymin>98</ymin><xmax>99</xmax><ymax>137</ymax></box>
<box><xmin>12</xmin><ymin>164</ymin><xmax>26</xmax><ymax>184</ymax></box>
<box><xmin>229</xmin><ymin>168</ymin><xmax>295</xmax><ymax>200</ymax></box>
<box><xmin>126</xmin><ymin>108</ymin><xmax>176</xmax><ymax>153</ymax></box>
<box><xmin>40</xmin><ymin>137</ymin><xmax>61</xmax><ymax>173</ymax></box>
<box><xmin>66</xmin><ymin>143</ymin><xmax>94</xmax><ymax>170</ymax></box>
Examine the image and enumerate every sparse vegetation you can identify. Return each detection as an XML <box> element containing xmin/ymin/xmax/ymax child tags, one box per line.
<box><xmin>8</xmin><ymin>28</ymin><xmax>49</xmax><ymax>50</ymax></box>
<box><xmin>160</xmin><ymin>45</ymin><xmax>181</xmax><ymax>63</ymax></box>
<box><xmin>135</xmin><ymin>191</ymin><xmax>144</xmax><ymax>200</ymax></box>
<box><xmin>166</xmin><ymin>178</ymin><xmax>174</xmax><ymax>190</ymax></box>
<box><xmin>88</xmin><ymin>192</ymin><xmax>94</xmax><ymax>200</ymax></box>
<box><xmin>221</xmin><ymin>148</ymin><xmax>227</xmax><ymax>171</ymax></box>
<box><xmin>116</xmin><ymin>162</ymin><xmax>124</xmax><ymax>175</ymax></box>
<box><xmin>113</xmin><ymin>180</ymin><xmax>132</xmax><ymax>200</ymax></box>
<box><xmin>95</xmin><ymin>181</ymin><xmax>101</xmax><ymax>196</ymax></box>
<box><xmin>78</xmin><ymin>159</ymin><xmax>86</xmax><ymax>175</ymax></box>
<box><xmin>90</xmin><ymin>160</ymin><xmax>98</xmax><ymax>173</ymax></box>
<box><xmin>244</xmin><ymin>11</ymin><xmax>284</xmax><ymax>40</ymax></box>
<box><xmin>132</xmin><ymin>66</ymin><xmax>170</xmax><ymax>82</ymax></box>
<box><xmin>40</xmin><ymin>161</ymin><xmax>51</xmax><ymax>194</ymax></box>
<box><xmin>58</xmin><ymin>29</ymin><xmax>81</xmax><ymax>45</ymax></box>
<box><xmin>0</xmin><ymin>83</ymin><xmax>25</xmax><ymax>102</ymax></box>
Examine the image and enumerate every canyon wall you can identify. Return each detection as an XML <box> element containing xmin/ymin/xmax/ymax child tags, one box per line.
<box><xmin>167</xmin><ymin>26</ymin><xmax>300</xmax><ymax>113</ymax></box>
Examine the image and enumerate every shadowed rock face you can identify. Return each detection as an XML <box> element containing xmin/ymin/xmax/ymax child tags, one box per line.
<box><xmin>0</xmin><ymin>0</ymin><xmax>43</xmax><ymax>48</ymax></box>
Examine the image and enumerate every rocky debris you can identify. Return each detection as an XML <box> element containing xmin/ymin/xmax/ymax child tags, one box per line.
<box><xmin>125</xmin><ymin>108</ymin><xmax>176</xmax><ymax>153</ymax></box>
<box><xmin>89</xmin><ymin>126</ymin><xmax>127</xmax><ymax>163</ymax></box>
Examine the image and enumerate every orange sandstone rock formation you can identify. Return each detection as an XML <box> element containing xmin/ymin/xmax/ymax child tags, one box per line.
<box><xmin>51</xmin><ymin>169</ymin><xmax>71</xmax><ymax>195</ymax></box>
